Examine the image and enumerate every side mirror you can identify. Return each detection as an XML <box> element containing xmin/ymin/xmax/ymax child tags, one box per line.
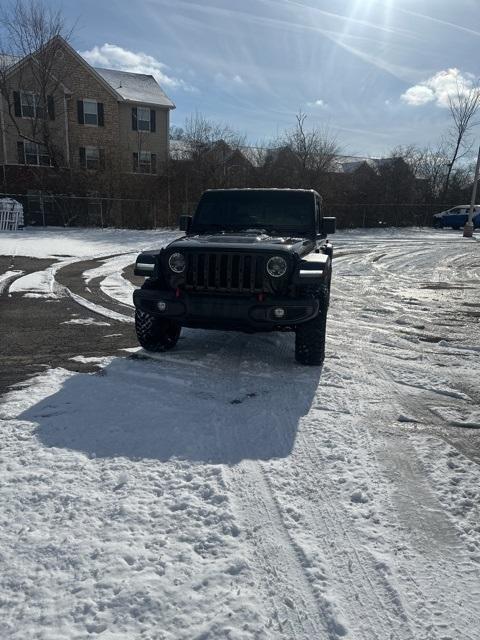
<box><xmin>322</xmin><ymin>216</ymin><xmax>336</xmax><ymax>235</ymax></box>
<box><xmin>179</xmin><ymin>215</ymin><xmax>192</xmax><ymax>232</ymax></box>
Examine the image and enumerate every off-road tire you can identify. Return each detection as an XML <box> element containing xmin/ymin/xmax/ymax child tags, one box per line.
<box><xmin>295</xmin><ymin>283</ymin><xmax>329</xmax><ymax>366</ymax></box>
<box><xmin>135</xmin><ymin>309</ymin><xmax>181</xmax><ymax>352</ymax></box>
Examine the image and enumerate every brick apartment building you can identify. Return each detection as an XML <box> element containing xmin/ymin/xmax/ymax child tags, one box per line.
<box><xmin>0</xmin><ymin>36</ymin><xmax>175</xmax><ymax>221</ymax></box>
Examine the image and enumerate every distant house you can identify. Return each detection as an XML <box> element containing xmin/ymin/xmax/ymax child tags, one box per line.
<box><xmin>0</xmin><ymin>36</ymin><xmax>175</xmax><ymax>191</ymax></box>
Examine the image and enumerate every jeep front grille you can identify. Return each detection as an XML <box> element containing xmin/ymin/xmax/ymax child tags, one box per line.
<box><xmin>185</xmin><ymin>252</ymin><xmax>267</xmax><ymax>293</ymax></box>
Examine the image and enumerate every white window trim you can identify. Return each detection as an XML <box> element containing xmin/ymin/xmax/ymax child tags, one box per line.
<box><xmin>135</xmin><ymin>150</ymin><xmax>156</xmax><ymax>174</ymax></box>
<box><xmin>20</xmin><ymin>91</ymin><xmax>43</xmax><ymax>119</ymax></box>
<box><xmin>23</xmin><ymin>141</ymin><xmax>51</xmax><ymax>166</ymax></box>
<box><xmin>83</xmin><ymin>98</ymin><xmax>99</xmax><ymax>127</ymax></box>
<box><xmin>137</xmin><ymin>107</ymin><xmax>151</xmax><ymax>133</ymax></box>
<box><xmin>85</xmin><ymin>145</ymin><xmax>101</xmax><ymax>170</ymax></box>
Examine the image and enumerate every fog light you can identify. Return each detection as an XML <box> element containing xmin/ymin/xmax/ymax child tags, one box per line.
<box><xmin>273</xmin><ymin>307</ymin><xmax>285</xmax><ymax>318</ymax></box>
<box><xmin>157</xmin><ymin>301</ymin><xmax>167</xmax><ymax>311</ymax></box>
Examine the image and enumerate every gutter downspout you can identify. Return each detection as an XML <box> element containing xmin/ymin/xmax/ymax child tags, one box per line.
<box><xmin>63</xmin><ymin>92</ymin><xmax>70</xmax><ymax>167</ymax></box>
<box><xmin>0</xmin><ymin>95</ymin><xmax>8</xmax><ymax>192</ymax></box>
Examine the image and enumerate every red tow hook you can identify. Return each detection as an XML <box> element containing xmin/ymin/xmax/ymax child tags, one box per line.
<box><xmin>175</xmin><ymin>287</ymin><xmax>181</xmax><ymax>298</ymax></box>
<box><xmin>257</xmin><ymin>293</ymin><xmax>265</xmax><ymax>302</ymax></box>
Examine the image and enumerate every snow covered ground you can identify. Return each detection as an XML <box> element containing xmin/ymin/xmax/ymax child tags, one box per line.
<box><xmin>0</xmin><ymin>226</ymin><xmax>479</xmax><ymax>639</ymax></box>
<box><xmin>0</xmin><ymin>226</ymin><xmax>181</xmax><ymax>260</ymax></box>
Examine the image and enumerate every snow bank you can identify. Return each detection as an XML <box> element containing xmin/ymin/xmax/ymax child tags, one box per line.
<box><xmin>0</xmin><ymin>226</ymin><xmax>180</xmax><ymax>259</ymax></box>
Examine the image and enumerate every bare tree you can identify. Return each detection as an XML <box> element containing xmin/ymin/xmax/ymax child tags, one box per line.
<box><xmin>182</xmin><ymin>112</ymin><xmax>245</xmax><ymax>159</ymax></box>
<box><xmin>279</xmin><ymin>111</ymin><xmax>340</xmax><ymax>188</ymax></box>
<box><xmin>0</xmin><ymin>0</ymin><xmax>74</xmax><ymax>168</ymax></box>
<box><xmin>392</xmin><ymin>144</ymin><xmax>450</xmax><ymax>201</ymax></box>
<box><xmin>180</xmin><ymin>112</ymin><xmax>246</xmax><ymax>190</ymax></box>
<box><xmin>418</xmin><ymin>145</ymin><xmax>451</xmax><ymax>201</ymax></box>
<box><xmin>442</xmin><ymin>79</ymin><xmax>480</xmax><ymax>197</ymax></box>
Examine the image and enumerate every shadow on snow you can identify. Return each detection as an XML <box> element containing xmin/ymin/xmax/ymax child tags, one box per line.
<box><xmin>21</xmin><ymin>330</ymin><xmax>322</xmax><ymax>464</ymax></box>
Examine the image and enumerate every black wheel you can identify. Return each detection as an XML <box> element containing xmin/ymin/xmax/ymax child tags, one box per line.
<box><xmin>295</xmin><ymin>283</ymin><xmax>329</xmax><ymax>366</ymax></box>
<box><xmin>135</xmin><ymin>309</ymin><xmax>181</xmax><ymax>352</ymax></box>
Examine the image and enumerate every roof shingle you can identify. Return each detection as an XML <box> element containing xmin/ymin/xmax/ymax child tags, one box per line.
<box><xmin>95</xmin><ymin>67</ymin><xmax>175</xmax><ymax>108</ymax></box>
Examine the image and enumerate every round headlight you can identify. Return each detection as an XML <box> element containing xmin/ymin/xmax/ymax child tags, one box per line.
<box><xmin>168</xmin><ymin>252</ymin><xmax>186</xmax><ymax>273</ymax></box>
<box><xmin>266</xmin><ymin>256</ymin><xmax>287</xmax><ymax>278</ymax></box>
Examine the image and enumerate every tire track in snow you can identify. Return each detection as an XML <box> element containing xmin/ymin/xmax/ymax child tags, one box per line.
<box><xmin>230</xmin><ymin>459</ymin><xmax>332</xmax><ymax>639</ymax></box>
<box><xmin>0</xmin><ymin>270</ymin><xmax>24</xmax><ymax>295</ymax></box>
<box><xmin>54</xmin><ymin>256</ymin><xmax>135</xmax><ymax>324</ymax></box>
<box><xmin>238</xmin><ymin>357</ymin><xmax>414</xmax><ymax>640</ymax></box>
<box><xmin>358</xmin><ymin>360</ymin><xmax>480</xmax><ymax>640</ymax></box>
<box><xmin>199</xmin><ymin>331</ymin><xmax>407</xmax><ymax>640</ymax></box>
<box><xmin>330</xmin><ymin>238</ymin><xmax>480</xmax><ymax>639</ymax></box>
<box><xmin>182</xmin><ymin>334</ymin><xmax>332</xmax><ymax>639</ymax></box>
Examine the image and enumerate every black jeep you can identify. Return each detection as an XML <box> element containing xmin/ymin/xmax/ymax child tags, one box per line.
<box><xmin>133</xmin><ymin>188</ymin><xmax>335</xmax><ymax>365</ymax></box>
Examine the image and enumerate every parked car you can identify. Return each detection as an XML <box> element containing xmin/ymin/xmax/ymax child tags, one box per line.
<box><xmin>433</xmin><ymin>205</ymin><xmax>480</xmax><ymax>230</ymax></box>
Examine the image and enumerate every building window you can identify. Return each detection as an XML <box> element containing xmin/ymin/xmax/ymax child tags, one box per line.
<box><xmin>137</xmin><ymin>107</ymin><xmax>151</xmax><ymax>131</ymax></box>
<box><xmin>77</xmin><ymin>100</ymin><xmax>104</xmax><ymax>127</ymax></box>
<box><xmin>84</xmin><ymin>100</ymin><xmax>98</xmax><ymax>125</ymax></box>
<box><xmin>18</xmin><ymin>140</ymin><xmax>51</xmax><ymax>165</ymax></box>
<box><xmin>20</xmin><ymin>91</ymin><xmax>43</xmax><ymax>118</ymax></box>
<box><xmin>86</xmin><ymin>147</ymin><xmax>100</xmax><ymax>169</ymax></box>
<box><xmin>132</xmin><ymin>107</ymin><xmax>156</xmax><ymax>132</ymax></box>
<box><xmin>133</xmin><ymin>151</ymin><xmax>157</xmax><ymax>174</ymax></box>
<box><xmin>14</xmin><ymin>91</ymin><xmax>54</xmax><ymax>119</ymax></box>
<box><xmin>80</xmin><ymin>146</ymin><xmax>104</xmax><ymax>170</ymax></box>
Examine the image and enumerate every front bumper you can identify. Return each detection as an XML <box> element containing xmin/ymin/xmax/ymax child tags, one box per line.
<box><xmin>133</xmin><ymin>289</ymin><xmax>319</xmax><ymax>331</ymax></box>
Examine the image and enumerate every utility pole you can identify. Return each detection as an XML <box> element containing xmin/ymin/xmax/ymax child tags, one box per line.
<box><xmin>463</xmin><ymin>145</ymin><xmax>480</xmax><ymax>238</ymax></box>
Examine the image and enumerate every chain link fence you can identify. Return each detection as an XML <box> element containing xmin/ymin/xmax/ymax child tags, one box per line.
<box><xmin>323</xmin><ymin>202</ymin><xmax>448</xmax><ymax>228</ymax></box>
<box><xmin>0</xmin><ymin>193</ymin><xmax>173</xmax><ymax>229</ymax></box>
<box><xmin>1</xmin><ymin>192</ymin><xmax>450</xmax><ymax>230</ymax></box>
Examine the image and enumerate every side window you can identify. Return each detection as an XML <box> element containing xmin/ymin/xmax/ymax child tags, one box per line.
<box><xmin>77</xmin><ymin>100</ymin><xmax>104</xmax><ymax>127</ymax></box>
<box><xmin>137</xmin><ymin>107</ymin><xmax>151</xmax><ymax>131</ymax></box>
<box><xmin>21</xmin><ymin>92</ymin><xmax>39</xmax><ymax>118</ymax></box>
<box><xmin>315</xmin><ymin>196</ymin><xmax>320</xmax><ymax>233</ymax></box>
<box><xmin>79</xmin><ymin>146</ymin><xmax>105</xmax><ymax>170</ymax></box>
<box><xmin>14</xmin><ymin>91</ymin><xmax>54</xmax><ymax>119</ymax></box>
<box><xmin>133</xmin><ymin>151</ymin><xmax>157</xmax><ymax>174</ymax></box>
<box><xmin>132</xmin><ymin>107</ymin><xmax>156</xmax><ymax>132</ymax></box>
<box><xmin>84</xmin><ymin>100</ymin><xmax>98</xmax><ymax>125</ymax></box>
<box><xmin>17</xmin><ymin>141</ymin><xmax>51</xmax><ymax>165</ymax></box>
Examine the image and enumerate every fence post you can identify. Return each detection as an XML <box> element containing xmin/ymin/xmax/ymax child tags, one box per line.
<box><xmin>167</xmin><ymin>177</ymin><xmax>172</xmax><ymax>226</ymax></box>
<box><xmin>100</xmin><ymin>200</ymin><xmax>104</xmax><ymax>229</ymax></box>
<box><xmin>40</xmin><ymin>193</ymin><xmax>46</xmax><ymax>226</ymax></box>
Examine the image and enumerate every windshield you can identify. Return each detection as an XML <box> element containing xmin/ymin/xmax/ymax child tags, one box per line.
<box><xmin>192</xmin><ymin>191</ymin><xmax>315</xmax><ymax>234</ymax></box>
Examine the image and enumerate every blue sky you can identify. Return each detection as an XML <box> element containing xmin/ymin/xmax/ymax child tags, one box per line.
<box><xmin>60</xmin><ymin>0</ymin><xmax>480</xmax><ymax>156</ymax></box>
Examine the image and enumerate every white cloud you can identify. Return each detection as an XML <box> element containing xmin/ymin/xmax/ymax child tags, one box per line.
<box><xmin>214</xmin><ymin>72</ymin><xmax>246</xmax><ymax>87</ymax></box>
<box><xmin>80</xmin><ymin>43</ymin><xmax>192</xmax><ymax>91</ymax></box>
<box><xmin>307</xmin><ymin>99</ymin><xmax>327</xmax><ymax>108</ymax></box>
<box><xmin>401</xmin><ymin>68</ymin><xmax>476</xmax><ymax>107</ymax></box>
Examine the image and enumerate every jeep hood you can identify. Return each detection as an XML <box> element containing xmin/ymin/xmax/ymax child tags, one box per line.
<box><xmin>168</xmin><ymin>232</ymin><xmax>312</xmax><ymax>253</ymax></box>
